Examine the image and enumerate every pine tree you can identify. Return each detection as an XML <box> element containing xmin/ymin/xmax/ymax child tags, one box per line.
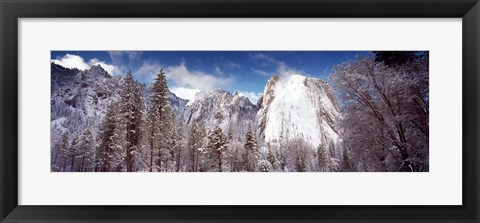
<box><xmin>267</xmin><ymin>146</ymin><xmax>279</xmax><ymax>171</ymax></box>
<box><xmin>188</xmin><ymin>119</ymin><xmax>204</xmax><ymax>172</ymax></box>
<box><xmin>78</xmin><ymin>128</ymin><xmax>94</xmax><ymax>172</ymax></box>
<box><xmin>147</xmin><ymin>69</ymin><xmax>174</xmax><ymax>172</ymax></box>
<box><xmin>120</xmin><ymin>71</ymin><xmax>144</xmax><ymax>172</ymax></box>
<box><xmin>225</xmin><ymin>124</ymin><xmax>235</xmax><ymax>172</ymax></box>
<box><xmin>54</xmin><ymin>132</ymin><xmax>69</xmax><ymax>172</ymax></box>
<box><xmin>317</xmin><ymin>144</ymin><xmax>331</xmax><ymax>172</ymax></box>
<box><xmin>69</xmin><ymin>132</ymin><xmax>81</xmax><ymax>171</ymax></box>
<box><xmin>97</xmin><ymin>102</ymin><xmax>119</xmax><ymax>172</ymax></box>
<box><xmin>207</xmin><ymin>125</ymin><xmax>227</xmax><ymax>172</ymax></box>
<box><xmin>244</xmin><ymin>126</ymin><xmax>259</xmax><ymax>172</ymax></box>
<box><xmin>174</xmin><ymin>120</ymin><xmax>187</xmax><ymax>172</ymax></box>
<box><xmin>147</xmin><ymin>102</ymin><xmax>159</xmax><ymax>172</ymax></box>
<box><xmin>163</xmin><ymin>107</ymin><xmax>177</xmax><ymax>171</ymax></box>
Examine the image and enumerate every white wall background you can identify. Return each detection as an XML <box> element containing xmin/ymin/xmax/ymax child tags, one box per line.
<box><xmin>18</xmin><ymin>18</ymin><xmax>462</xmax><ymax>205</ymax></box>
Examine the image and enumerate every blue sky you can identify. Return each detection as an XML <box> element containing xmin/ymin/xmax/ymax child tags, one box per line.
<box><xmin>51</xmin><ymin>51</ymin><xmax>369</xmax><ymax>102</ymax></box>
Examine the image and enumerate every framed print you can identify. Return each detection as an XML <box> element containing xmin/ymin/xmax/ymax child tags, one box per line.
<box><xmin>1</xmin><ymin>0</ymin><xmax>479</xmax><ymax>222</ymax></box>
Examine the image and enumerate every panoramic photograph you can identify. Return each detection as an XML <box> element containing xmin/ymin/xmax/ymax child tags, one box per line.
<box><xmin>50</xmin><ymin>51</ymin><xmax>429</xmax><ymax>172</ymax></box>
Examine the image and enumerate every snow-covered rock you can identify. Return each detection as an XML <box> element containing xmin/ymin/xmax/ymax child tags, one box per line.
<box><xmin>257</xmin><ymin>74</ymin><xmax>340</xmax><ymax>149</ymax></box>
<box><xmin>51</xmin><ymin>64</ymin><xmax>123</xmax><ymax>140</ymax></box>
<box><xmin>51</xmin><ymin>64</ymin><xmax>190</xmax><ymax>139</ymax></box>
<box><xmin>185</xmin><ymin>89</ymin><xmax>258</xmax><ymax>137</ymax></box>
<box><xmin>52</xmin><ymin>64</ymin><xmax>121</xmax><ymax>118</ymax></box>
<box><xmin>51</xmin><ymin>63</ymin><xmax>80</xmax><ymax>94</ymax></box>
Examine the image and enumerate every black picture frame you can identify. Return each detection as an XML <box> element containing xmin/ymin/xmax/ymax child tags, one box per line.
<box><xmin>1</xmin><ymin>0</ymin><xmax>479</xmax><ymax>222</ymax></box>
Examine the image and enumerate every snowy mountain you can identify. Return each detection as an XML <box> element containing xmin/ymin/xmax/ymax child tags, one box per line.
<box><xmin>50</xmin><ymin>64</ymin><xmax>188</xmax><ymax>139</ymax></box>
<box><xmin>51</xmin><ymin>64</ymin><xmax>122</xmax><ymax>141</ymax></box>
<box><xmin>51</xmin><ymin>63</ymin><xmax>80</xmax><ymax>94</ymax></box>
<box><xmin>51</xmin><ymin>63</ymin><xmax>342</xmax><ymax>170</ymax></box>
<box><xmin>51</xmin><ymin>63</ymin><xmax>341</xmax><ymax>150</ymax></box>
<box><xmin>257</xmin><ymin>74</ymin><xmax>341</xmax><ymax>151</ymax></box>
<box><xmin>184</xmin><ymin>89</ymin><xmax>258</xmax><ymax>138</ymax></box>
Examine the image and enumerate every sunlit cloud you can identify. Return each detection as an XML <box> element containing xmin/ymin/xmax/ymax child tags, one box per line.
<box><xmin>170</xmin><ymin>87</ymin><xmax>200</xmax><ymax>101</ymax></box>
<box><xmin>51</xmin><ymin>54</ymin><xmax>90</xmax><ymax>70</ymax></box>
<box><xmin>165</xmin><ymin>62</ymin><xmax>234</xmax><ymax>92</ymax></box>
<box><xmin>52</xmin><ymin>54</ymin><xmax>119</xmax><ymax>75</ymax></box>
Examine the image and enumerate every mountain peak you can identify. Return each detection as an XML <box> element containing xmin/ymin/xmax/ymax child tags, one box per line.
<box><xmin>257</xmin><ymin>73</ymin><xmax>340</xmax><ymax>148</ymax></box>
<box><xmin>214</xmin><ymin>88</ymin><xmax>229</xmax><ymax>95</ymax></box>
<box><xmin>88</xmin><ymin>64</ymin><xmax>110</xmax><ymax>76</ymax></box>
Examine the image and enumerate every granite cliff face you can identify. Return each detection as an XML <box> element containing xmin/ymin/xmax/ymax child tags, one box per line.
<box><xmin>184</xmin><ymin>89</ymin><xmax>258</xmax><ymax>138</ymax></box>
<box><xmin>257</xmin><ymin>74</ymin><xmax>340</xmax><ymax>152</ymax></box>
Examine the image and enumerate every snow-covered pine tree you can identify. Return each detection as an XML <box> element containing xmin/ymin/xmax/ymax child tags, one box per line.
<box><xmin>162</xmin><ymin>112</ymin><xmax>177</xmax><ymax>171</ymax></box>
<box><xmin>50</xmin><ymin>128</ymin><xmax>63</xmax><ymax>171</ymax></box>
<box><xmin>96</xmin><ymin>102</ymin><xmax>119</xmax><ymax>172</ymax></box>
<box><xmin>156</xmin><ymin>104</ymin><xmax>175</xmax><ymax>171</ymax></box>
<box><xmin>78</xmin><ymin>128</ymin><xmax>94</xmax><ymax>172</ymax></box>
<box><xmin>188</xmin><ymin>119</ymin><xmax>204</xmax><ymax>172</ymax></box>
<box><xmin>52</xmin><ymin>132</ymin><xmax>69</xmax><ymax>172</ymax></box>
<box><xmin>207</xmin><ymin>125</ymin><xmax>227</xmax><ymax>172</ymax></box>
<box><xmin>266</xmin><ymin>145</ymin><xmax>280</xmax><ymax>171</ymax></box>
<box><xmin>225</xmin><ymin>124</ymin><xmax>235</xmax><ymax>172</ymax></box>
<box><xmin>286</xmin><ymin>138</ymin><xmax>313</xmax><ymax>172</ymax></box>
<box><xmin>69</xmin><ymin>132</ymin><xmax>81</xmax><ymax>171</ymax></box>
<box><xmin>317</xmin><ymin>143</ymin><xmax>331</xmax><ymax>172</ymax></box>
<box><xmin>174</xmin><ymin>119</ymin><xmax>187</xmax><ymax>172</ymax></box>
<box><xmin>120</xmin><ymin>71</ymin><xmax>144</xmax><ymax>172</ymax></box>
<box><xmin>229</xmin><ymin>141</ymin><xmax>244</xmax><ymax>172</ymax></box>
<box><xmin>147</xmin><ymin>69</ymin><xmax>175</xmax><ymax>172</ymax></box>
<box><xmin>228</xmin><ymin>140</ymin><xmax>242</xmax><ymax>172</ymax></box>
<box><xmin>147</xmin><ymin>101</ymin><xmax>159</xmax><ymax>172</ymax></box>
<box><xmin>244</xmin><ymin>126</ymin><xmax>259</xmax><ymax>172</ymax></box>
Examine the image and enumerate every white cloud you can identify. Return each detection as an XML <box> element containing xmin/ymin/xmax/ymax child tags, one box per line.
<box><xmin>135</xmin><ymin>60</ymin><xmax>164</xmax><ymax>82</ymax></box>
<box><xmin>52</xmin><ymin>54</ymin><xmax>119</xmax><ymax>75</ymax></box>
<box><xmin>165</xmin><ymin>62</ymin><xmax>234</xmax><ymax>92</ymax></box>
<box><xmin>276</xmin><ymin>62</ymin><xmax>301</xmax><ymax>76</ymax></box>
<box><xmin>170</xmin><ymin>87</ymin><xmax>200</xmax><ymax>101</ymax></box>
<box><xmin>238</xmin><ymin>91</ymin><xmax>262</xmax><ymax>104</ymax></box>
<box><xmin>51</xmin><ymin>54</ymin><xmax>90</xmax><ymax>70</ymax></box>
